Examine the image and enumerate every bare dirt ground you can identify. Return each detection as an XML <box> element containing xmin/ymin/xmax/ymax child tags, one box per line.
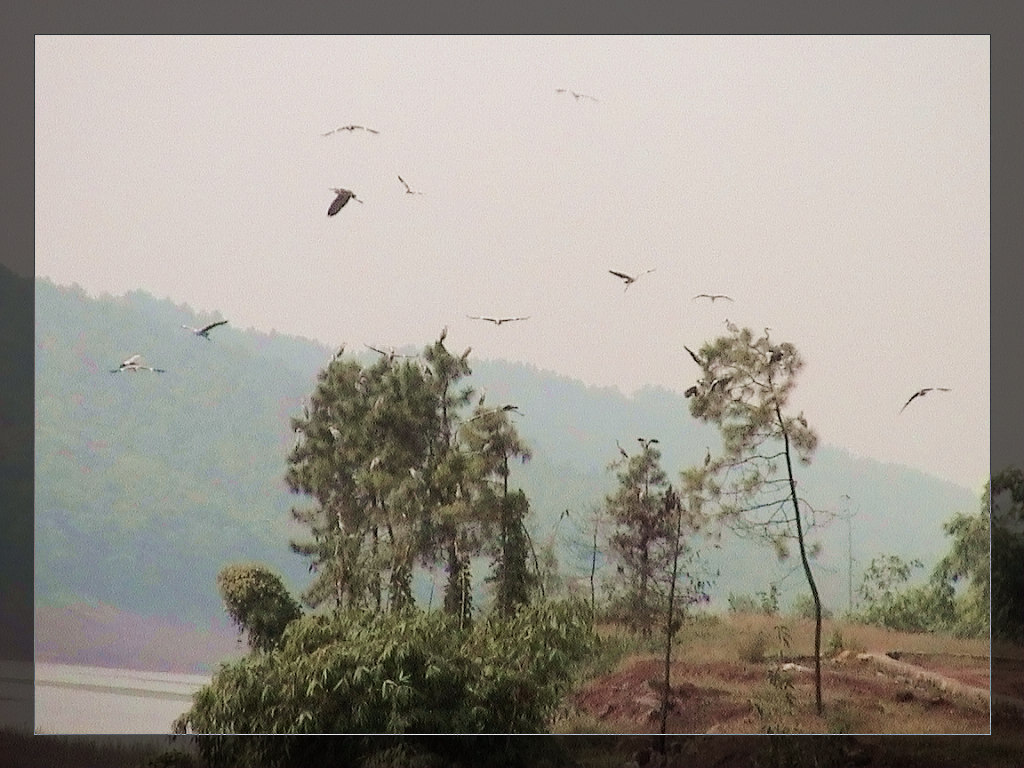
<box><xmin>570</xmin><ymin>651</ymin><xmax>1002</xmax><ymax>735</ymax></box>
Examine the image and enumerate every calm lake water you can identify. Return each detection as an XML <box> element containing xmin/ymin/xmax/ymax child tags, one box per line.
<box><xmin>29</xmin><ymin>662</ymin><xmax>210</xmax><ymax>734</ymax></box>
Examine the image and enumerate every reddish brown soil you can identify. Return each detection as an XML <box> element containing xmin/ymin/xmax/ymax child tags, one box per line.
<box><xmin>570</xmin><ymin>651</ymin><xmax>1002</xmax><ymax>736</ymax></box>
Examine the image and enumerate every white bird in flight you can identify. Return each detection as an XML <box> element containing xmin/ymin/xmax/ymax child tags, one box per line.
<box><xmin>466</xmin><ymin>315</ymin><xmax>530</xmax><ymax>325</ymax></box>
<box><xmin>899</xmin><ymin>387</ymin><xmax>951</xmax><ymax>414</ymax></box>
<box><xmin>693</xmin><ymin>293</ymin><xmax>734</xmax><ymax>303</ymax></box>
<box><xmin>609</xmin><ymin>269</ymin><xmax>655</xmax><ymax>291</ymax></box>
<box><xmin>110</xmin><ymin>354</ymin><xmax>165</xmax><ymax>373</ymax></box>
<box><xmin>328</xmin><ymin>188</ymin><xmax>363</xmax><ymax>216</ymax></box>
<box><xmin>181</xmin><ymin>319</ymin><xmax>228</xmax><ymax>339</ymax></box>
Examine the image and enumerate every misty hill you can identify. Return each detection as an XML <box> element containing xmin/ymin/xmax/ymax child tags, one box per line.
<box><xmin>34</xmin><ymin>276</ymin><xmax>979</xmax><ymax>645</ymax></box>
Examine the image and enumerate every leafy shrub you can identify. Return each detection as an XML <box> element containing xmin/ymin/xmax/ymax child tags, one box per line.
<box><xmin>737</xmin><ymin>629</ymin><xmax>770</xmax><ymax>663</ymax></box>
<box><xmin>790</xmin><ymin>592</ymin><xmax>832</xmax><ymax>620</ymax></box>
<box><xmin>175</xmin><ymin>599</ymin><xmax>595</xmax><ymax>766</ymax></box>
<box><xmin>216</xmin><ymin>563</ymin><xmax>302</xmax><ymax>653</ymax></box>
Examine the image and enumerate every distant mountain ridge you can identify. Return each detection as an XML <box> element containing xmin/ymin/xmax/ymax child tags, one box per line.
<box><xmin>33</xmin><ymin>276</ymin><xmax>978</xmax><ymax>667</ymax></box>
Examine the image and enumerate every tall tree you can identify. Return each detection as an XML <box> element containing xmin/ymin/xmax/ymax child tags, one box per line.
<box><xmin>462</xmin><ymin>404</ymin><xmax>535</xmax><ymax>616</ymax></box>
<box><xmin>685</xmin><ymin>326</ymin><xmax>825</xmax><ymax>713</ymax></box>
<box><xmin>606</xmin><ymin>439</ymin><xmax>673</xmax><ymax>635</ymax></box>
<box><xmin>286</xmin><ymin>351</ymin><xmax>438</xmax><ymax>612</ymax></box>
<box><xmin>420</xmin><ymin>332</ymin><xmax>480</xmax><ymax>626</ymax></box>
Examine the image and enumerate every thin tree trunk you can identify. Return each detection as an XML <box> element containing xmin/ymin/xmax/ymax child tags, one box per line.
<box><xmin>776</xmin><ymin>403</ymin><xmax>823</xmax><ymax>714</ymax></box>
<box><xmin>659</xmin><ymin>488</ymin><xmax>682</xmax><ymax>753</ymax></box>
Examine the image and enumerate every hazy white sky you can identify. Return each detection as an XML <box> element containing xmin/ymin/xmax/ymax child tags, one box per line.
<box><xmin>35</xmin><ymin>35</ymin><xmax>989</xmax><ymax>492</ymax></box>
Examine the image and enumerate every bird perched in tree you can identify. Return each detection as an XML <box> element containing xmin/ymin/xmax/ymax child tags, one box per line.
<box><xmin>609</xmin><ymin>269</ymin><xmax>655</xmax><ymax>291</ymax></box>
<box><xmin>110</xmin><ymin>354</ymin><xmax>165</xmax><ymax>373</ymax></box>
<box><xmin>365</xmin><ymin>344</ymin><xmax>413</xmax><ymax>363</ymax></box>
<box><xmin>693</xmin><ymin>293</ymin><xmax>733</xmax><ymax>303</ymax></box>
<box><xmin>321</xmin><ymin>125</ymin><xmax>379</xmax><ymax>136</ymax></box>
<box><xmin>181</xmin><ymin>319</ymin><xmax>228</xmax><ymax>339</ymax></box>
<box><xmin>769</xmin><ymin>347</ymin><xmax>784</xmax><ymax>364</ymax></box>
<box><xmin>397</xmin><ymin>175</ymin><xmax>423</xmax><ymax>195</ymax></box>
<box><xmin>468</xmin><ymin>404</ymin><xmax>520</xmax><ymax>422</ymax></box>
<box><xmin>637</xmin><ymin>437</ymin><xmax>659</xmax><ymax>450</ymax></box>
<box><xmin>684</xmin><ymin>385</ymin><xmax>698</xmax><ymax>398</ymax></box>
<box><xmin>709</xmin><ymin>376</ymin><xmax>732</xmax><ymax>393</ymax></box>
<box><xmin>899</xmin><ymin>387</ymin><xmax>951</xmax><ymax>413</ymax></box>
<box><xmin>466</xmin><ymin>315</ymin><xmax>530</xmax><ymax>325</ymax></box>
<box><xmin>328</xmin><ymin>188</ymin><xmax>363</xmax><ymax>216</ymax></box>
<box><xmin>556</xmin><ymin>88</ymin><xmax>598</xmax><ymax>102</ymax></box>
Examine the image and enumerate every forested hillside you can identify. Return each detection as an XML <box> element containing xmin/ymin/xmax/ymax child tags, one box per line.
<box><xmin>33</xmin><ymin>277</ymin><xmax>978</xmax><ymax>659</ymax></box>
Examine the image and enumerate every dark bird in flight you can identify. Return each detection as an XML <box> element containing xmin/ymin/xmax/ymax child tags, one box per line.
<box><xmin>684</xmin><ymin>345</ymin><xmax>703</xmax><ymax>367</ymax></box>
<box><xmin>704</xmin><ymin>447</ymin><xmax>712</xmax><ymax>467</ymax></box>
<box><xmin>693</xmin><ymin>293</ymin><xmax>733</xmax><ymax>303</ymax></box>
<box><xmin>899</xmin><ymin>387</ymin><xmax>951</xmax><ymax>414</ymax></box>
<box><xmin>467</xmin><ymin>315</ymin><xmax>530</xmax><ymax>325</ymax></box>
<box><xmin>181</xmin><ymin>319</ymin><xmax>228</xmax><ymax>339</ymax></box>
<box><xmin>556</xmin><ymin>89</ymin><xmax>598</xmax><ymax>102</ymax></box>
<box><xmin>110</xmin><ymin>354</ymin><xmax>165</xmax><ymax>374</ymax></box>
<box><xmin>397</xmin><ymin>175</ymin><xmax>423</xmax><ymax>195</ymax></box>
<box><xmin>322</xmin><ymin>125</ymin><xmax>379</xmax><ymax>136</ymax></box>
<box><xmin>328</xmin><ymin>188</ymin><xmax>363</xmax><ymax>216</ymax></box>
<box><xmin>609</xmin><ymin>269</ymin><xmax>655</xmax><ymax>291</ymax></box>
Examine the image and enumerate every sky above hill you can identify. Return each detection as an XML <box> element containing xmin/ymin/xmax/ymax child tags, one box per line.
<box><xmin>34</xmin><ymin>35</ymin><xmax>989</xmax><ymax>492</ymax></box>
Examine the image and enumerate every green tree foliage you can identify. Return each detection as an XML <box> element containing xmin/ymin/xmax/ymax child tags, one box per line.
<box><xmin>854</xmin><ymin>554</ymin><xmax>955</xmax><ymax>633</ymax></box>
<box><xmin>216</xmin><ymin>563</ymin><xmax>302</xmax><ymax>653</ymax></box>
<box><xmin>684</xmin><ymin>326</ymin><xmax>826</xmax><ymax>713</ymax></box>
<box><xmin>990</xmin><ymin>467</ymin><xmax>1024</xmax><ymax>641</ymax></box>
<box><xmin>461</xmin><ymin>403</ymin><xmax>535</xmax><ymax>616</ymax></box>
<box><xmin>605</xmin><ymin>440</ymin><xmax>674</xmax><ymax>635</ymax></box>
<box><xmin>173</xmin><ymin>600</ymin><xmax>595</xmax><ymax>757</ymax></box>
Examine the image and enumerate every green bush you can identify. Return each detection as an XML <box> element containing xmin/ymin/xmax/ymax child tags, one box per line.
<box><xmin>175</xmin><ymin>599</ymin><xmax>595</xmax><ymax>766</ymax></box>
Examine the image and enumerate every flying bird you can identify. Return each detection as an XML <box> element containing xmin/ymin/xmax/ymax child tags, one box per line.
<box><xmin>181</xmin><ymin>319</ymin><xmax>228</xmax><ymax>339</ymax></box>
<box><xmin>556</xmin><ymin>88</ymin><xmax>598</xmax><ymax>102</ymax></box>
<box><xmin>693</xmin><ymin>293</ymin><xmax>734</xmax><ymax>303</ymax></box>
<box><xmin>397</xmin><ymin>175</ymin><xmax>423</xmax><ymax>195</ymax></box>
<box><xmin>110</xmin><ymin>354</ymin><xmax>165</xmax><ymax>373</ymax></box>
<box><xmin>899</xmin><ymin>387</ymin><xmax>951</xmax><ymax>414</ymax></box>
<box><xmin>322</xmin><ymin>125</ymin><xmax>379</xmax><ymax>136</ymax></box>
<box><xmin>609</xmin><ymin>269</ymin><xmax>655</xmax><ymax>291</ymax></box>
<box><xmin>704</xmin><ymin>447</ymin><xmax>712</xmax><ymax>467</ymax></box>
<box><xmin>466</xmin><ymin>315</ymin><xmax>530</xmax><ymax>325</ymax></box>
<box><xmin>327</xmin><ymin>188</ymin><xmax>363</xmax><ymax>216</ymax></box>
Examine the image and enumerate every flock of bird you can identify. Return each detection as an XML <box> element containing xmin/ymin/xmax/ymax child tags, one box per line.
<box><xmin>315</xmin><ymin>93</ymin><xmax>951</xmax><ymax>419</ymax></box>
<box><xmin>110</xmin><ymin>320</ymin><xmax>230</xmax><ymax>374</ymax></box>
<box><xmin>114</xmin><ymin>90</ymin><xmax>952</xmax><ymax>424</ymax></box>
